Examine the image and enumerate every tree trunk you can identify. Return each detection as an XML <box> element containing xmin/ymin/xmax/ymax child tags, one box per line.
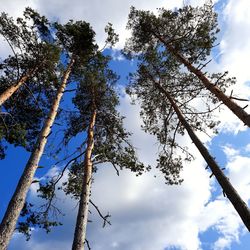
<box><xmin>0</xmin><ymin>67</ymin><xmax>38</xmax><ymax>106</ymax></box>
<box><xmin>0</xmin><ymin>57</ymin><xmax>75</xmax><ymax>250</ymax></box>
<box><xmin>156</xmin><ymin>35</ymin><xmax>250</xmax><ymax>127</ymax></box>
<box><xmin>154</xmin><ymin>81</ymin><xmax>250</xmax><ymax>232</ymax></box>
<box><xmin>72</xmin><ymin>106</ymin><xmax>97</xmax><ymax>250</ymax></box>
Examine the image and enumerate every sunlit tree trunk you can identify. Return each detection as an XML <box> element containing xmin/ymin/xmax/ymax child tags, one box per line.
<box><xmin>72</xmin><ymin>100</ymin><xmax>96</xmax><ymax>250</ymax></box>
<box><xmin>156</xmin><ymin>35</ymin><xmax>250</xmax><ymax>127</ymax></box>
<box><xmin>154</xmin><ymin>81</ymin><xmax>250</xmax><ymax>232</ymax></box>
<box><xmin>0</xmin><ymin>67</ymin><xmax>38</xmax><ymax>106</ymax></box>
<box><xmin>0</xmin><ymin>57</ymin><xmax>75</xmax><ymax>250</ymax></box>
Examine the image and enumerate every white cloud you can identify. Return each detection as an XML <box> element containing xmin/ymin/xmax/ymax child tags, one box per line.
<box><xmin>0</xmin><ymin>0</ymin><xmax>35</xmax><ymax>17</ymax></box>
<box><xmin>89</xmin><ymin>158</ymin><xmax>210</xmax><ymax>250</ymax></box>
<box><xmin>213</xmin><ymin>0</ymin><xmax>250</xmax><ymax>132</ymax></box>
<box><xmin>226</xmin><ymin>156</ymin><xmax>250</xmax><ymax>200</ymax></box>
<box><xmin>111</xmin><ymin>49</ymin><xmax>125</xmax><ymax>61</ymax></box>
<box><xmin>245</xmin><ymin>144</ymin><xmax>250</xmax><ymax>153</ymax></box>
<box><xmin>221</xmin><ymin>0</ymin><xmax>250</xmax><ymax>81</ymax></box>
<box><xmin>0</xmin><ymin>0</ymin><xmax>183</xmax><ymax>50</ymax></box>
<box><xmin>222</xmin><ymin>145</ymin><xmax>240</xmax><ymax>158</ymax></box>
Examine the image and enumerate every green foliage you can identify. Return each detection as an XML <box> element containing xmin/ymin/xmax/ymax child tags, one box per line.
<box><xmin>63</xmin><ymin>161</ymin><xmax>84</xmax><ymax>199</ymax></box>
<box><xmin>0</xmin><ymin>8</ymin><xmax>61</xmax><ymax>158</ymax></box>
<box><xmin>104</xmin><ymin>23</ymin><xmax>119</xmax><ymax>47</ymax></box>
<box><xmin>17</xmin><ymin>202</ymin><xmax>62</xmax><ymax>241</ymax></box>
<box><xmin>125</xmin><ymin>2</ymin><xmax>219</xmax><ymax>63</ymax></box>
<box><xmin>23</xmin><ymin>7</ymin><xmax>51</xmax><ymax>39</ymax></box>
<box><xmin>0</xmin><ymin>84</ymin><xmax>48</xmax><ymax>158</ymax></box>
<box><xmin>127</xmin><ymin>46</ymin><xmax>221</xmax><ymax>184</ymax></box>
<box><xmin>0</xmin><ymin>68</ymin><xmax>58</xmax><ymax>158</ymax></box>
<box><xmin>123</xmin><ymin>2</ymin><xmax>238</xmax><ymax>184</ymax></box>
<box><xmin>124</xmin><ymin>2</ymin><xmax>236</xmax><ymax>97</ymax></box>
<box><xmin>0</xmin><ymin>8</ymin><xmax>60</xmax><ymax>76</ymax></box>
<box><xmin>54</xmin><ymin>20</ymin><xmax>96</xmax><ymax>61</ymax></box>
<box><xmin>0</xmin><ymin>117</ymin><xmax>26</xmax><ymax>159</ymax></box>
<box><xmin>64</xmin><ymin>52</ymin><xmax>146</xmax><ymax>178</ymax></box>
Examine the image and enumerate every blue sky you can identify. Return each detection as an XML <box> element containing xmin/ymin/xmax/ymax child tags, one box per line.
<box><xmin>1</xmin><ymin>0</ymin><xmax>250</xmax><ymax>249</ymax></box>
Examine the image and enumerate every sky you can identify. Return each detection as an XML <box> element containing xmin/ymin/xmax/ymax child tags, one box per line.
<box><xmin>1</xmin><ymin>0</ymin><xmax>250</xmax><ymax>249</ymax></box>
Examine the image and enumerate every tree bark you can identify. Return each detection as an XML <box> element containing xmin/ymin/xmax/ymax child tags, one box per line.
<box><xmin>156</xmin><ymin>35</ymin><xmax>250</xmax><ymax>127</ymax></box>
<box><xmin>72</xmin><ymin>104</ymin><xmax>97</xmax><ymax>250</ymax></box>
<box><xmin>0</xmin><ymin>57</ymin><xmax>75</xmax><ymax>250</ymax></box>
<box><xmin>154</xmin><ymin>81</ymin><xmax>250</xmax><ymax>232</ymax></box>
<box><xmin>0</xmin><ymin>67</ymin><xmax>38</xmax><ymax>106</ymax></box>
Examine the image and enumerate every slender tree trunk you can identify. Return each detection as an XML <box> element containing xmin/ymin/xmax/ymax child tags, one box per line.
<box><xmin>154</xmin><ymin>81</ymin><xmax>250</xmax><ymax>231</ymax></box>
<box><xmin>72</xmin><ymin>105</ymin><xmax>97</xmax><ymax>250</ymax></box>
<box><xmin>156</xmin><ymin>35</ymin><xmax>250</xmax><ymax>127</ymax></box>
<box><xmin>0</xmin><ymin>67</ymin><xmax>38</xmax><ymax>106</ymax></box>
<box><xmin>0</xmin><ymin>57</ymin><xmax>75</xmax><ymax>250</ymax></box>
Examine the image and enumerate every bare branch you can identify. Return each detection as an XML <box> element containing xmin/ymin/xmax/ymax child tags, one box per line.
<box><xmin>111</xmin><ymin>162</ymin><xmax>119</xmax><ymax>176</ymax></box>
<box><xmin>42</xmin><ymin>150</ymin><xmax>86</xmax><ymax>215</ymax></box>
<box><xmin>1</xmin><ymin>33</ymin><xmax>21</xmax><ymax>79</ymax></box>
<box><xmin>0</xmin><ymin>115</ymin><xmax>8</xmax><ymax>134</ymax></box>
<box><xmin>85</xmin><ymin>239</ymin><xmax>91</xmax><ymax>250</ymax></box>
<box><xmin>230</xmin><ymin>96</ymin><xmax>249</xmax><ymax>102</ymax></box>
<box><xmin>23</xmin><ymin>82</ymin><xmax>45</xmax><ymax>115</ymax></box>
<box><xmin>63</xmin><ymin>88</ymin><xmax>76</xmax><ymax>93</ymax></box>
<box><xmin>89</xmin><ymin>200</ymin><xmax>111</xmax><ymax>227</ymax></box>
<box><xmin>197</xmin><ymin>59</ymin><xmax>212</xmax><ymax>71</ymax></box>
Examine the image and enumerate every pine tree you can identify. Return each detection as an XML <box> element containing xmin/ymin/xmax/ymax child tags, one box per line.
<box><xmin>0</xmin><ymin>9</ymin><xmax>61</xmax><ymax>159</ymax></box>
<box><xmin>26</xmin><ymin>51</ymin><xmax>145</xmax><ymax>249</ymax></box>
<box><xmin>127</xmin><ymin>48</ymin><xmax>250</xmax><ymax>231</ymax></box>
<box><xmin>0</xmin><ymin>19</ymin><xmax>96</xmax><ymax>249</ymax></box>
<box><xmin>0</xmin><ymin>8</ymin><xmax>58</xmax><ymax>105</ymax></box>
<box><xmin>66</xmin><ymin>52</ymin><xmax>145</xmax><ymax>250</ymax></box>
<box><xmin>2</xmin><ymin>22</ymin><xmax>120</xmax><ymax>245</ymax></box>
<box><xmin>0</xmin><ymin>56</ymin><xmax>74</xmax><ymax>250</ymax></box>
<box><xmin>124</xmin><ymin>3</ymin><xmax>250</xmax><ymax>126</ymax></box>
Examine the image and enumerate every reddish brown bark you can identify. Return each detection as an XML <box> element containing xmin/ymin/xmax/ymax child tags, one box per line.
<box><xmin>156</xmin><ymin>35</ymin><xmax>250</xmax><ymax>127</ymax></box>
<box><xmin>154</xmin><ymin>80</ymin><xmax>250</xmax><ymax>232</ymax></box>
<box><xmin>0</xmin><ymin>57</ymin><xmax>75</xmax><ymax>250</ymax></box>
<box><xmin>0</xmin><ymin>68</ymin><xmax>38</xmax><ymax>106</ymax></box>
<box><xmin>72</xmin><ymin>103</ymin><xmax>97</xmax><ymax>250</ymax></box>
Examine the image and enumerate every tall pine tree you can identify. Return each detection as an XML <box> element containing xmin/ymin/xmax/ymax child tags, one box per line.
<box><xmin>124</xmin><ymin>2</ymin><xmax>250</xmax><ymax>126</ymax></box>
<box><xmin>65</xmin><ymin>52</ymin><xmax>145</xmax><ymax>250</ymax></box>
<box><xmin>0</xmin><ymin>18</ymin><xmax>96</xmax><ymax>249</ymax></box>
<box><xmin>0</xmin><ymin>9</ymin><xmax>60</xmax><ymax>159</ymax></box>
<box><xmin>0</xmin><ymin>8</ymin><xmax>58</xmax><ymax>105</ymax></box>
<box><xmin>127</xmin><ymin>48</ymin><xmax>250</xmax><ymax>231</ymax></box>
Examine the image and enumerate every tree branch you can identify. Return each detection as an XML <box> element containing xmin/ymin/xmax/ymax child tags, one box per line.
<box><xmin>89</xmin><ymin>200</ymin><xmax>111</xmax><ymax>227</ymax></box>
<box><xmin>42</xmin><ymin>150</ymin><xmax>86</xmax><ymax>215</ymax></box>
<box><xmin>85</xmin><ymin>239</ymin><xmax>91</xmax><ymax>250</ymax></box>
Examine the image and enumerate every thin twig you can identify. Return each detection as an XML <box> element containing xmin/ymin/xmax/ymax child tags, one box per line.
<box><xmin>111</xmin><ymin>162</ymin><xmax>119</xmax><ymax>176</ymax></box>
<box><xmin>23</xmin><ymin>82</ymin><xmax>45</xmax><ymax>115</ymax></box>
<box><xmin>197</xmin><ymin>59</ymin><xmax>212</xmax><ymax>71</ymax></box>
<box><xmin>1</xmin><ymin>33</ymin><xmax>21</xmax><ymax>79</ymax></box>
<box><xmin>213</xmin><ymin>72</ymin><xmax>227</xmax><ymax>85</ymax></box>
<box><xmin>63</xmin><ymin>88</ymin><xmax>76</xmax><ymax>93</ymax></box>
<box><xmin>85</xmin><ymin>239</ymin><xmax>91</xmax><ymax>250</ymax></box>
<box><xmin>230</xmin><ymin>96</ymin><xmax>249</xmax><ymax>102</ymax></box>
<box><xmin>89</xmin><ymin>200</ymin><xmax>111</xmax><ymax>227</ymax></box>
<box><xmin>43</xmin><ymin>150</ymin><xmax>86</xmax><ymax>215</ymax></box>
<box><xmin>0</xmin><ymin>115</ymin><xmax>8</xmax><ymax>134</ymax></box>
